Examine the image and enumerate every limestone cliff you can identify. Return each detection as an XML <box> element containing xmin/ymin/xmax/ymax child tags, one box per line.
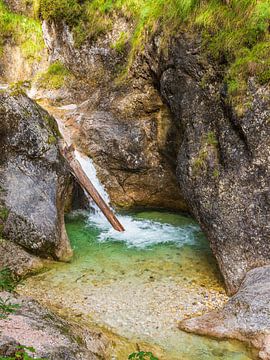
<box><xmin>145</xmin><ymin>34</ymin><xmax>270</xmax><ymax>295</ymax></box>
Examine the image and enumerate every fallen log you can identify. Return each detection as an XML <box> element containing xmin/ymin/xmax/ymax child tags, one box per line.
<box><xmin>59</xmin><ymin>141</ymin><xmax>125</xmax><ymax>232</ymax></box>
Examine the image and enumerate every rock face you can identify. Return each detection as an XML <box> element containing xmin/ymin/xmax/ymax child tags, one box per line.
<box><xmin>0</xmin><ymin>292</ymin><xmax>109</xmax><ymax>359</ymax></box>
<box><xmin>39</xmin><ymin>20</ymin><xmax>187</xmax><ymax>211</ymax></box>
<box><xmin>146</xmin><ymin>34</ymin><xmax>270</xmax><ymax>295</ymax></box>
<box><xmin>0</xmin><ymin>92</ymin><xmax>72</xmax><ymax>269</ymax></box>
<box><xmin>179</xmin><ymin>266</ymin><xmax>270</xmax><ymax>360</ymax></box>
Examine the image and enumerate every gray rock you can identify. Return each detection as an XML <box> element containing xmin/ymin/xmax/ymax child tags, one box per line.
<box><xmin>179</xmin><ymin>266</ymin><xmax>270</xmax><ymax>359</ymax></box>
<box><xmin>146</xmin><ymin>34</ymin><xmax>270</xmax><ymax>294</ymax></box>
<box><xmin>0</xmin><ymin>92</ymin><xmax>72</xmax><ymax>265</ymax></box>
<box><xmin>0</xmin><ymin>292</ymin><xmax>109</xmax><ymax>359</ymax></box>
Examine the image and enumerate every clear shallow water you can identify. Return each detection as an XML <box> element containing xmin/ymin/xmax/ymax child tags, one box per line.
<box><xmin>19</xmin><ymin>211</ymin><xmax>254</xmax><ymax>360</ymax></box>
<box><xmin>18</xmin><ymin>145</ymin><xmax>254</xmax><ymax>359</ymax></box>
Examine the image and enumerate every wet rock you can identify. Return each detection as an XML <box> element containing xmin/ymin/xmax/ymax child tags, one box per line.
<box><xmin>0</xmin><ymin>91</ymin><xmax>73</xmax><ymax>267</ymax></box>
<box><xmin>0</xmin><ymin>292</ymin><xmax>109</xmax><ymax>359</ymax></box>
<box><xmin>179</xmin><ymin>266</ymin><xmax>270</xmax><ymax>359</ymax></box>
<box><xmin>146</xmin><ymin>34</ymin><xmax>270</xmax><ymax>294</ymax></box>
<box><xmin>39</xmin><ymin>20</ymin><xmax>187</xmax><ymax>211</ymax></box>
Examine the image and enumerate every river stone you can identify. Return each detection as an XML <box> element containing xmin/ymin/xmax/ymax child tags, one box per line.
<box><xmin>179</xmin><ymin>266</ymin><xmax>270</xmax><ymax>359</ymax></box>
<box><xmin>146</xmin><ymin>34</ymin><xmax>270</xmax><ymax>294</ymax></box>
<box><xmin>0</xmin><ymin>91</ymin><xmax>72</xmax><ymax>264</ymax></box>
<box><xmin>0</xmin><ymin>292</ymin><xmax>109</xmax><ymax>359</ymax></box>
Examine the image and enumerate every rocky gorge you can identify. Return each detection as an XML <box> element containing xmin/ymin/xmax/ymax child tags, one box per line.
<box><xmin>0</xmin><ymin>0</ymin><xmax>270</xmax><ymax>359</ymax></box>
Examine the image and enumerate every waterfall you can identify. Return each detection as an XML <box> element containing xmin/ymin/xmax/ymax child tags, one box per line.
<box><xmin>74</xmin><ymin>150</ymin><xmax>200</xmax><ymax>249</ymax></box>
<box><xmin>54</xmin><ymin>108</ymin><xmax>200</xmax><ymax>249</ymax></box>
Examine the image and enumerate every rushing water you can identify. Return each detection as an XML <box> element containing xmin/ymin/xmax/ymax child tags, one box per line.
<box><xmin>18</xmin><ymin>152</ymin><xmax>255</xmax><ymax>359</ymax></box>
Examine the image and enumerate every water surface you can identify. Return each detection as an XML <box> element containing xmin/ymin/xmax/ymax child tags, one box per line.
<box><xmin>19</xmin><ymin>211</ymin><xmax>254</xmax><ymax>360</ymax></box>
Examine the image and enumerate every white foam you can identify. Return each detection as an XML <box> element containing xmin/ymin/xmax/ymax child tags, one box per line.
<box><xmin>88</xmin><ymin>212</ymin><xmax>198</xmax><ymax>248</ymax></box>
<box><xmin>73</xmin><ymin>151</ymin><xmax>199</xmax><ymax>248</ymax></box>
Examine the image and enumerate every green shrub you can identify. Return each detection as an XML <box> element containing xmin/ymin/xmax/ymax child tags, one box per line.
<box><xmin>0</xmin><ymin>268</ymin><xmax>17</xmax><ymax>291</ymax></box>
<box><xmin>37</xmin><ymin>61</ymin><xmax>72</xmax><ymax>90</ymax></box>
<box><xmin>128</xmin><ymin>351</ymin><xmax>158</xmax><ymax>360</ymax></box>
<box><xmin>0</xmin><ymin>296</ymin><xmax>20</xmax><ymax>319</ymax></box>
<box><xmin>0</xmin><ymin>345</ymin><xmax>47</xmax><ymax>359</ymax></box>
<box><xmin>38</xmin><ymin>0</ymin><xmax>82</xmax><ymax>26</ymax></box>
<box><xmin>0</xmin><ymin>0</ymin><xmax>44</xmax><ymax>60</ymax></box>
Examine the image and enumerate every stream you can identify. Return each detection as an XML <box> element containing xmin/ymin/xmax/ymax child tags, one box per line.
<box><xmin>18</xmin><ymin>151</ymin><xmax>254</xmax><ymax>359</ymax></box>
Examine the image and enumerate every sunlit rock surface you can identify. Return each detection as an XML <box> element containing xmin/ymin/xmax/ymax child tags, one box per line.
<box><xmin>0</xmin><ymin>291</ymin><xmax>109</xmax><ymax>360</ymax></box>
<box><xmin>180</xmin><ymin>266</ymin><xmax>270</xmax><ymax>360</ymax></box>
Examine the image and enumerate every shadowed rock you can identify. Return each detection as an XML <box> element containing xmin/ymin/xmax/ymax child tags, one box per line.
<box><xmin>0</xmin><ymin>92</ymin><xmax>72</xmax><ymax>270</ymax></box>
<box><xmin>146</xmin><ymin>34</ymin><xmax>270</xmax><ymax>294</ymax></box>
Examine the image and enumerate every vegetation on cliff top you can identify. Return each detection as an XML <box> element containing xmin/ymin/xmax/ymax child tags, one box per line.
<box><xmin>36</xmin><ymin>61</ymin><xmax>73</xmax><ymax>89</ymax></box>
<box><xmin>0</xmin><ymin>0</ymin><xmax>44</xmax><ymax>60</ymax></box>
<box><xmin>36</xmin><ymin>0</ymin><xmax>270</xmax><ymax>96</ymax></box>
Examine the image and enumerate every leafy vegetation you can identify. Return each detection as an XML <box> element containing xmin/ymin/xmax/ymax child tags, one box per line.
<box><xmin>128</xmin><ymin>351</ymin><xmax>158</xmax><ymax>360</ymax></box>
<box><xmin>0</xmin><ymin>268</ymin><xmax>17</xmax><ymax>292</ymax></box>
<box><xmin>0</xmin><ymin>268</ymin><xmax>20</xmax><ymax>319</ymax></box>
<box><xmin>0</xmin><ymin>296</ymin><xmax>20</xmax><ymax>319</ymax></box>
<box><xmin>0</xmin><ymin>0</ymin><xmax>44</xmax><ymax>59</ymax></box>
<box><xmin>0</xmin><ymin>345</ymin><xmax>47</xmax><ymax>360</ymax></box>
<box><xmin>37</xmin><ymin>61</ymin><xmax>72</xmax><ymax>90</ymax></box>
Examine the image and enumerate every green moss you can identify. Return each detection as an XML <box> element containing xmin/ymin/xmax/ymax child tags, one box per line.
<box><xmin>43</xmin><ymin>113</ymin><xmax>61</xmax><ymax>139</ymax></box>
<box><xmin>192</xmin><ymin>149</ymin><xmax>208</xmax><ymax>174</ymax></box>
<box><xmin>111</xmin><ymin>31</ymin><xmax>129</xmax><ymax>54</ymax></box>
<box><xmin>9</xmin><ymin>81</ymin><xmax>31</xmax><ymax>96</ymax></box>
<box><xmin>37</xmin><ymin>61</ymin><xmax>72</xmax><ymax>90</ymax></box>
<box><xmin>213</xmin><ymin>169</ymin><xmax>220</xmax><ymax>178</ymax></box>
<box><xmin>206</xmin><ymin>131</ymin><xmax>218</xmax><ymax>147</ymax></box>
<box><xmin>0</xmin><ymin>0</ymin><xmax>44</xmax><ymax>61</ymax></box>
<box><xmin>47</xmin><ymin>134</ymin><xmax>57</xmax><ymax>144</ymax></box>
<box><xmin>192</xmin><ymin>131</ymin><xmax>219</xmax><ymax>176</ymax></box>
<box><xmin>0</xmin><ymin>208</ymin><xmax>9</xmax><ymax>221</ymax></box>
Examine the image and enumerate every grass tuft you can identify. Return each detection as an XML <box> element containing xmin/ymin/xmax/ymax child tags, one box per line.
<box><xmin>37</xmin><ymin>61</ymin><xmax>72</xmax><ymax>90</ymax></box>
<box><xmin>0</xmin><ymin>0</ymin><xmax>44</xmax><ymax>60</ymax></box>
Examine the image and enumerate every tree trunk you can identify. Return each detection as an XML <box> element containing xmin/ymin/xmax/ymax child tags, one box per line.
<box><xmin>59</xmin><ymin>142</ymin><xmax>125</xmax><ymax>232</ymax></box>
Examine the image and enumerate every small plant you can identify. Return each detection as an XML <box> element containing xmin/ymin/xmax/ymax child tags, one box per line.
<box><xmin>0</xmin><ymin>297</ymin><xmax>20</xmax><ymax>319</ymax></box>
<box><xmin>128</xmin><ymin>351</ymin><xmax>159</xmax><ymax>360</ymax></box>
<box><xmin>0</xmin><ymin>268</ymin><xmax>17</xmax><ymax>292</ymax></box>
<box><xmin>111</xmin><ymin>31</ymin><xmax>129</xmax><ymax>54</ymax></box>
<box><xmin>9</xmin><ymin>81</ymin><xmax>31</xmax><ymax>97</ymax></box>
<box><xmin>0</xmin><ymin>345</ymin><xmax>47</xmax><ymax>359</ymax></box>
<box><xmin>37</xmin><ymin>61</ymin><xmax>72</xmax><ymax>90</ymax></box>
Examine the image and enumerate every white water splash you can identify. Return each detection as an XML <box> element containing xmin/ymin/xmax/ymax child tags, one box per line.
<box><xmin>74</xmin><ymin>151</ymin><xmax>199</xmax><ymax>249</ymax></box>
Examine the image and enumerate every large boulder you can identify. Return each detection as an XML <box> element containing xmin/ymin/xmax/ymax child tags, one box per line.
<box><xmin>146</xmin><ymin>34</ymin><xmax>270</xmax><ymax>295</ymax></box>
<box><xmin>0</xmin><ymin>91</ymin><xmax>72</xmax><ymax>271</ymax></box>
<box><xmin>0</xmin><ymin>291</ymin><xmax>109</xmax><ymax>359</ymax></box>
<box><xmin>179</xmin><ymin>266</ymin><xmax>270</xmax><ymax>360</ymax></box>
